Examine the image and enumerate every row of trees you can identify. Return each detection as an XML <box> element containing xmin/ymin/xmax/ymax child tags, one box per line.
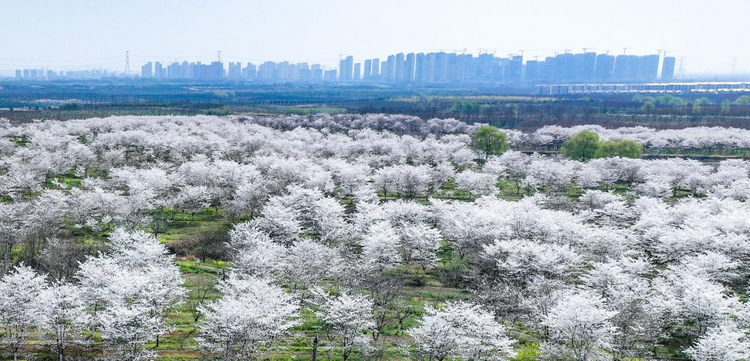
<box><xmin>559</xmin><ymin>130</ymin><xmax>642</xmax><ymax>161</ymax></box>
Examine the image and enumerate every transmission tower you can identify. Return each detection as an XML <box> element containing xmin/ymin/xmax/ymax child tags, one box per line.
<box><xmin>731</xmin><ymin>57</ymin><xmax>739</xmax><ymax>76</ymax></box>
<box><xmin>677</xmin><ymin>57</ymin><xmax>686</xmax><ymax>79</ymax></box>
<box><xmin>125</xmin><ymin>51</ymin><xmax>130</xmax><ymax>75</ymax></box>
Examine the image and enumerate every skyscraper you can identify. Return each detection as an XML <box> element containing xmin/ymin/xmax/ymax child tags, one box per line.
<box><xmin>385</xmin><ymin>54</ymin><xmax>396</xmax><ymax>81</ymax></box>
<box><xmin>311</xmin><ymin>64</ymin><xmax>323</xmax><ymax>81</ymax></box>
<box><xmin>228</xmin><ymin>62</ymin><xmax>242</xmax><ymax>79</ymax></box>
<box><xmin>506</xmin><ymin>55</ymin><xmax>523</xmax><ymax>83</ymax></box>
<box><xmin>640</xmin><ymin>54</ymin><xmax>660</xmax><ymax>81</ymax></box>
<box><xmin>525</xmin><ymin>60</ymin><xmax>539</xmax><ymax>82</ymax></box>
<box><xmin>415</xmin><ymin>53</ymin><xmax>426</xmax><ymax>83</ymax></box>
<box><xmin>339</xmin><ymin>55</ymin><xmax>354</xmax><ymax>81</ymax></box>
<box><xmin>371</xmin><ymin>58</ymin><xmax>380</xmax><ymax>79</ymax></box>
<box><xmin>353</xmin><ymin>63</ymin><xmax>361</xmax><ymax>81</ymax></box>
<box><xmin>363</xmin><ymin>59</ymin><xmax>372</xmax><ymax>80</ymax></box>
<box><xmin>258</xmin><ymin>61</ymin><xmax>276</xmax><ymax>81</ymax></box>
<box><xmin>661</xmin><ymin>56</ymin><xmax>676</xmax><ymax>81</ymax></box>
<box><xmin>243</xmin><ymin>63</ymin><xmax>257</xmax><ymax>80</ymax></box>
<box><xmin>154</xmin><ymin>62</ymin><xmax>164</xmax><ymax>79</ymax></box>
<box><xmin>141</xmin><ymin>62</ymin><xmax>153</xmax><ymax>78</ymax></box>
<box><xmin>395</xmin><ymin>53</ymin><xmax>406</xmax><ymax>83</ymax></box>
<box><xmin>324</xmin><ymin>69</ymin><xmax>337</xmax><ymax>81</ymax></box>
<box><xmin>405</xmin><ymin>53</ymin><xmax>416</xmax><ymax>83</ymax></box>
<box><xmin>594</xmin><ymin>54</ymin><xmax>615</xmax><ymax>81</ymax></box>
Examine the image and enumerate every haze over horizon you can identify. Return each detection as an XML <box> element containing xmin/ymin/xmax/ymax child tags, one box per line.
<box><xmin>0</xmin><ymin>0</ymin><xmax>748</xmax><ymax>77</ymax></box>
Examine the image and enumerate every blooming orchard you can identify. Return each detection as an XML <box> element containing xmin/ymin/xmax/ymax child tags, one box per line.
<box><xmin>0</xmin><ymin>114</ymin><xmax>749</xmax><ymax>360</ymax></box>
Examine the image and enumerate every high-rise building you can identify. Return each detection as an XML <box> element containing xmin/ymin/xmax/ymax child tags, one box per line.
<box><xmin>311</xmin><ymin>64</ymin><xmax>324</xmax><ymax>81</ymax></box>
<box><xmin>405</xmin><ymin>53</ymin><xmax>416</xmax><ymax>83</ymax></box>
<box><xmin>506</xmin><ymin>55</ymin><xmax>523</xmax><ymax>83</ymax></box>
<box><xmin>525</xmin><ymin>60</ymin><xmax>540</xmax><ymax>82</ymax></box>
<box><xmin>277</xmin><ymin>61</ymin><xmax>290</xmax><ymax>80</ymax></box>
<box><xmin>640</xmin><ymin>54</ymin><xmax>660</xmax><ymax>81</ymax></box>
<box><xmin>141</xmin><ymin>62</ymin><xmax>153</xmax><ymax>78</ymax></box>
<box><xmin>258</xmin><ymin>61</ymin><xmax>276</xmax><ymax>81</ymax></box>
<box><xmin>434</xmin><ymin>52</ymin><xmax>447</xmax><ymax>82</ymax></box>
<box><xmin>353</xmin><ymin>63</ymin><xmax>361</xmax><ymax>81</ymax></box>
<box><xmin>415</xmin><ymin>53</ymin><xmax>426</xmax><ymax>83</ymax></box>
<box><xmin>395</xmin><ymin>53</ymin><xmax>406</xmax><ymax>83</ymax></box>
<box><xmin>371</xmin><ymin>58</ymin><xmax>380</xmax><ymax>79</ymax></box>
<box><xmin>228</xmin><ymin>62</ymin><xmax>242</xmax><ymax>79</ymax></box>
<box><xmin>167</xmin><ymin>62</ymin><xmax>180</xmax><ymax>79</ymax></box>
<box><xmin>423</xmin><ymin>53</ymin><xmax>437</xmax><ymax>83</ymax></box>
<box><xmin>339</xmin><ymin>55</ymin><xmax>354</xmax><ymax>81</ymax></box>
<box><xmin>614</xmin><ymin>55</ymin><xmax>638</xmax><ymax>81</ymax></box>
<box><xmin>661</xmin><ymin>56</ymin><xmax>676</xmax><ymax>81</ymax></box>
<box><xmin>594</xmin><ymin>54</ymin><xmax>615</xmax><ymax>81</ymax></box>
<box><xmin>324</xmin><ymin>69</ymin><xmax>337</xmax><ymax>81</ymax></box>
<box><xmin>385</xmin><ymin>54</ymin><xmax>396</xmax><ymax>81</ymax></box>
<box><xmin>570</xmin><ymin>52</ymin><xmax>596</xmax><ymax>81</ymax></box>
<box><xmin>363</xmin><ymin>59</ymin><xmax>372</xmax><ymax>80</ymax></box>
<box><xmin>243</xmin><ymin>63</ymin><xmax>257</xmax><ymax>80</ymax></box>
<box><xmin>154</xmin><ymin>62</ymin><xmax>164</xmax><ymax>79</ymax></box>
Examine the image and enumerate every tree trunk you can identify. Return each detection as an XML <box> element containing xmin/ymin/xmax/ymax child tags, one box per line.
<box><xmin>311</xmin><ymin>333</ymin><xmax>319</xmax><ymax>361</ymax></box>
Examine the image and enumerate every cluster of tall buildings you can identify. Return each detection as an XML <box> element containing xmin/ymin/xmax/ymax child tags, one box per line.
<box><xmin>137</xmin><ymin>51</ymin><xmax>675</xmax><ymax>84</ymax></box>
<box><xmin>354</xmin><ymin>51</ymin><xmax>676</xmax><ymax>84</ymax></box>
<box><xmin>141</xmin><ymin>61</ymin><xmax>226</xmax><ymax>81</ymax></box>
<box><xmin>13</xmin><ymin>50</ymin><xmax>677</xmax><ymax>84</ymax></box>
<box><xmin>14</xmin><ymin>68</ymin><xmax>112</xmax><ymax>80</ymax></box>
<box><xmin>140</xmin><ymin>60</ymin><xmax>337</xmax><ymax>82</ymax></box>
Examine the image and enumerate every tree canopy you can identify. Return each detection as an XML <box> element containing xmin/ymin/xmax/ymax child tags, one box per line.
<box><xmin>596</xmin><ymin>139</ymin><xmax>643</xmax><ymax>159</ymax></box>
<box><xmin>560</xmin><ymin>130</ymin><xmax>600</xmax><ymax>161</ymax></box>
<box><xmin>472</xmin><ymin>126</ymin><xmax>509</xmax><ymax>159</ymax></box>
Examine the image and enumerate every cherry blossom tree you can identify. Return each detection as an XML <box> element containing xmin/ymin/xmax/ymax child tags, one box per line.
<box><xmin>686</xmin><ymin>322</ymin><xmax>750</xmax><ymax>361</ymax></box>
<box><xmin>542</xmin><ymin>289</ymin><xmax>617</xmax><ymax>361</ymax></box>
<box><xmin>314</xmin><ymin>291</ymin><xmax>375</xmax><ymax>361</ymax></box>
<box><xmin>360</xmin><ymin>221</ymin><xmax>402</xmax><ymax>271</ymax></box>
<box><xmin>198</xmin><ymin>275</ymin><xmax>300</xmax><ymax>360</ymax></box>
<box><xmin>410</xmin><ymin>301</ymin><xmax>516</xmax><ymax>361</ymax></box>
<box><xmin>0</xmin><ymin>265</ymin><xmax>47</xmax><ymax>361</ymax></box>
<box><xmin>36</xmin><ymin>282</ymin><xmax>90</xmax><ymax>361</ymax></box>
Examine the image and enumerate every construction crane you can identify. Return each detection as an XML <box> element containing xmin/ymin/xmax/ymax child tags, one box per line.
<box><xmin>622</xmin><ymin>47</ymin><xmax>629</xmax><ymax>55</ymax></box>
<box><xmin>582</xmin><ymin>47</ymin><xmax>595</xmax><ymax>53</ymax></box>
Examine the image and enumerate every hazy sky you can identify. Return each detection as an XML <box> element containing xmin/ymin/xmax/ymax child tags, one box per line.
<box><xmin>0</xmin><ymin>0</ymin><xmax>748</xmax><ymax>75</ymax></box>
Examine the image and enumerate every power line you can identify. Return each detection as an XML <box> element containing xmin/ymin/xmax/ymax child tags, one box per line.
<box><xmin>0</xmin><ymin>56</ymin><xmax>121</xmax><ymax>63</ymax></box>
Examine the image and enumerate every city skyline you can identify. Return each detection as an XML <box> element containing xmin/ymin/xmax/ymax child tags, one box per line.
<box><xmin>13</xmin><ymin>50</ymin><xmax>680</xmax><ymax>85</ymax></box>
<box><xmin>0</xmin><ymin>0</ymin><xmax>748</xmax><ymax>76</ymax></box>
